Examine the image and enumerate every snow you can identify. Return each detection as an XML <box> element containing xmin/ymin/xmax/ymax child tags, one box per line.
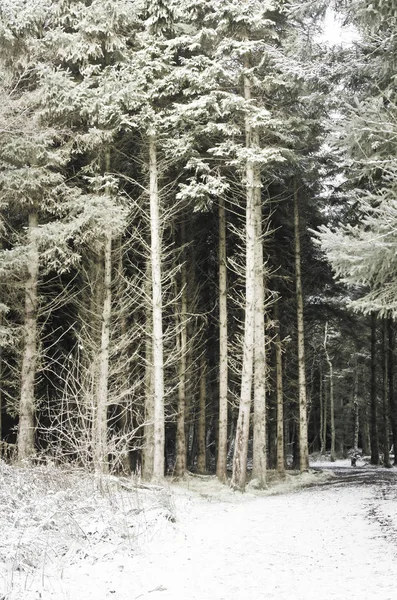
<box><xmin>1</xmin><ymin>460</ymin><xmax>397</xmax><ymax>600</ymax></box>
<box><xmin>318</xmin><ymin>9</ymin><xmax>360</xmax><ymax>47</ymax></box>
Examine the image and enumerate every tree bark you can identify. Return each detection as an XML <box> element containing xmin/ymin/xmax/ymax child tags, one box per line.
<box><xmin>319</xmin><ymin>362</ymin><xmax>325</xmax><ymax>454</ymax></box>
<box><xmin>322</xmin><ymin>376</ymin><xmax>328</xmax><ymax>455</ymax></box>
<box><xmin>382</xmin><ymin>318</ymin><xmax>391</xmax><ymax>467</ymax></box>
<box><xmin>324</xmin><ymin>323</ymin><xmax>335</xmax><ymax>462</ymax></box>
<box><xmin>216</xmin><ymin>194</ymin><xmax>228</xmax><ymax>483</ymax></box>
<box><xmin>361</xmin><ymin>398</ymin><xmax>371</xmax><ymax>456</ymax></box>
<box><xmin>0</xmin><ymin>314</ymin><xmax>2</xmax><ymax>443</ymax></box>
<box><xmin>352</xmin><ymin>355</ymin><xmax>359</xmax><ymax>453</ymax></box>
<box><xmin>18</xmin><ymin>210</ymin><xmax>39</xmax><ymax>462</ymax></box>
<box><xmin>252</xmin><ymin>132</ymin><xmax>267</xmax><ymax>487</ymax></box>
<box><xmin>93</xmin><ymin>232</ymin><xmax>112</xmax><ymax>474</ymax></box>
<box><xmin>175</xmin><ymin>220</ymin><xmax>188</xmax><ymax>477</ymax></box>
<box><xmin>231</xmin><ymin>69</ymin><xmax>256</xmax><ymax>492</ymax></box>
<box><xmin>387</xmin><ymin>318</ymin><xmax>397</xmax><ymax>465</ymax></box>
<box><xmin>116</xmin><ymin>237</ymin><xmax>131</xmax><ymax>475</ymax></box>
<box><xmin>294</xmin><ymin>184</ymin><xmax>309</xmax><ymax>472</ymax></box>
<box><xmin>197</xmin><ymin>353</ymin><xmax>207</xmax><ymax>474</ymax></box>
<box><xmin>149</xmin><ymin>134</ymin><xmax>165</xmax><ymax>481</ymax></box>
<box><xmin>370</xmin><ymin>312</ymin><xmax>380</xmax><ymax>465</ymax></box>
<box><xmin>274</xmin><ymin>297</ymin><xmax>285</xmax><ymax>477</ymax></box>
<box><xmin>143</xmin><ymin>259</ymin><xmax>155</xmax><ymax>479</ymax></box>
<box><xmin>185</xmin><ymin>244</ymin><xmax>198</xmax><ymax>469</ymax></box>
<box><xmin>330</xmin><ymin>363</ymin><xmax>335</xmax><ymax>461</ymax></box>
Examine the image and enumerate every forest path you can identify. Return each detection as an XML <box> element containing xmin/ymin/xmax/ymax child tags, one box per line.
<box><xmin>26</xmin><ymin>465</ymin><xmax>397</xmax><ymax>600</ymax></box>
<box><xmin>124</xmin><ymin>466</ymin><xmax>397</xmax><ymax>600</ymax></box>
<box><xmin>312</xmin><ymin>464</ymin><xmax>397</xmax><ymax>549</ymax></box>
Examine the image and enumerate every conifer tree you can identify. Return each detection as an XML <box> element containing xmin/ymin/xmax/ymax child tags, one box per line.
<box><xmin>0</xmin><ymin>0</ymin><xmax>131</xmax><ymax>466</ymax></box>
<box><xmin>0</xmin><ymin>3</ymin><xmax>80</xmax><ymax>459</ymax></box>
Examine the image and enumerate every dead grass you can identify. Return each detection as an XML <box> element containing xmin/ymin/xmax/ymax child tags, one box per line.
<box><xmin>169</xmin><ymin>468</ymin><xmax>333</xmax><ymax>504</ymax></box>
<box><xmin>0</xmin><ymin>461</ymin><xmax>176</xmax><ymax>599</ymax></box>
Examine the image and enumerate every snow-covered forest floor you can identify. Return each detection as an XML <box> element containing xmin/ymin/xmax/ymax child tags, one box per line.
<box><xmin>1</xmin><ymin>458</ymin><xmax>397</xmax><ymax>600</ymax></box>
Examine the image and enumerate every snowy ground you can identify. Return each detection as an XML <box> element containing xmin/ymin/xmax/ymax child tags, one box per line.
<box><xmin>1</xmin><ymin>459</ymin><xmax>397</xmax><ymax>600</ymax></box>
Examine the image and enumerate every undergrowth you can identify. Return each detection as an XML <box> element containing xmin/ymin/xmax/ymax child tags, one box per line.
<box><xmin>0</xmin><ymin>461</ymin><xmax>175</xmax><ymax>599</ymax></box>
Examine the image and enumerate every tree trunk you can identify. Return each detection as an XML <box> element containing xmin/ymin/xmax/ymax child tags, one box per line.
<box><xmin>231</xmin><ymin>69</ymin><xmax>256</xmax><ymax>492</ymax></box>
<box><xmin>382</xmin><ymin>318</ymin><xmax>391</xmax><ymax>467</ymax></box>
<box><xmin>352</xmin><ymin>355</ymin><xmax>359</xmax><ymax>453</ymax></box>
<box><xmin>149</xmin><ymin>134</ymin><xmax>165</xmax><ymax>481</ymax></box>
<box><xmin>0</xmin><ymin>314</ymin><xmax>2</xmax><ymax>443</ymax></box>
<box><xmin>216</xmin><ymin>194</ymin><xmax>228</xmax><ymax>483</ymax></box>
<box><xmin>324</xmin><ymin>323</ymin><xmax>336</xmax><ymax>462</ymax></box>
<box><xmin>88</xmin><ymin>250</ymin><xmax>104</xmax><ymax>416</ymax></box>
<box><xmin>143</xmin><ymin>258</ymin><xmax>155</xmax><ymax>479</ymax></box>
<box><xmin>322</xmin><ymin>370</ymin><xmax>328</xmax><ymax>455</ymax></box>
<box><xmin>319</xmin><ymin>363</ymin><xmax>325</xmax><ymax>454</ymax></box>
<box><xmin>361</xmin><ymin>398</ymin><xmax>371</xmax><ymax>456</ymax></box>
<box><xmin>387</xmin><ymin>318</ymin><xmax>397</xmax><ymax>465</ymax></box>
<box><xmin>267</xmin><ymin>398</ymin><xmax>277</xmax><ymax>469</ymax></box>
<box><xmin>116</xmin><ymin>238</ymin><xmax>131</xmax><ymax>475</ymax></box>
<box><xmin>252</xmin><ymin>132</ymin><xmax>267</xmax><ymax>488</ymax></box>
<box><xmin>274</xmin><ymin>297</ymin><xmax>285</xmax><ymax>477</ymax></box>
<box><xmin>370</xmin><ymin>312</ymin><xmax>380</xmax><ymax>465</ymax></box>
<box><xmin>294</xmin><ymin>184</ymin><xmax>309</xmax><ymax>472</ymax></box>
<box><xmin>18</xmin><ymin>210</ymin><xmax>39</xmax><ymax>462</ymax></box>
<box><xmin>329</xmin><ymin>368</ymin><xmax>335</xmax><ymax>461</ymax></box>
<box><xmin>197</xmin><ymin>353</ymin><xmax>207</xmax><ymax>474</ymax></box>
<box><xmin>93</xmin><ymin>233</ymin><xmax>112</xmax><ymax>474</ymax></box>
<box><xmin>338</xmin><ymin>387</ymin><xmax>344</xmax><ymax>457</ymax></box>
<box><xmin>175</xmin><ymin>220</ymin><xmax>188</xmax><ymax>477</ymax></box>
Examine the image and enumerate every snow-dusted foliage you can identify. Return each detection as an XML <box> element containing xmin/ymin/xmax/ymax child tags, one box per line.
<box><xmin>315</xmin><ymin>0</ymin><xmax>397</xmax><ymax>317</ymax></box>
<box><xmin>317</xmin><ymin>197</ymin><xmax>397</xmax><ymax>316</ymax></box>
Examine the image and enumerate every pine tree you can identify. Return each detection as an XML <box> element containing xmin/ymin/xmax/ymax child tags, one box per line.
<box><xmin>0</xmin><ymin>0</ymin><xmax>131</xmax><ymax>466</ymax></box>
<box><xmin>0</xmin><ymin>5</ymin><xmax>79</xmax><ymax>459</ymax></box>
<box><xmin>315</xmin><ymin>0</ymin><xmax>397</xmax><ymax>316</ymax></box>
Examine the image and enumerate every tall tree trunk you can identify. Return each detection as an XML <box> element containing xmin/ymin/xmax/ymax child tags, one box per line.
<box><xmin>370</xmin><ymin>312</ymin><xmax>380</xmax><ymax>465</ymax></box>
<box><xmin>329</xmin><ymin>366</ymin><xmax>335</xmax><ymax>461</ymax></box>
<box><xmin>149</xmin><ymin>134</ymin><xmax>165</xmax><ymax>481</ymax></box>
<box><xmin>319</xmin><ymin>363</ymin><xmax>325</xmax><ymax>454</ymax></box>
<box><xmin>231</xmin><ymin>69</ymin><xmax>256</xmax><ymax>492</ymax></box>
<box><xmin>322</xmin><ymin>380</ymin><xmax>328</xmax><ymax>454</ymax></box>
<box><xmin>294</xmin><ymin>184</ymin><xmax>309</xmax><ymax>472</ymax></box>
<box><xmin>93</xmin><ymin>152</ymin><xmax>114</xmax><ymax>475</ymax></box>
<box><xmin>175</xmin><ymin>220</ymin><xmax>187</xmax><ymax>477</ymax></box>
<box><xmin>267</xmin><ymin>397</ymin><xmax>277</xmax><ymax>469</ymax></box>
<box><xmin>116</xmin><ymin>238</ymin><xmax>131</xmax><ymax>475</ymax></box>
<box><xmin>142</xmin><ymin>259</ymin><xmax>155</xmax><ymax>479</ymax></box>
<box><xmin>352</xmin><ymin>355</ymin><xmax>359</xmax><ymax>453</ymax></box>
<box><xmin>18</xmin><ymin>210</ymin><xmax>39</xmax><ymax>461</ymax></box>
<box><xmin>0</xmin><ymin>314</ymin><xmax>2</xmax><ymax>443</ymax></box>
<box><xmin>324</xmin><ymin>324</ymin><xmax>336</xmax><ymax>462</ymax></box>
<box><xmin>185</xmin><ymin>245</ymin><xmax>199</xmax><ymax>469</ymax></box>
<box><xmin>274</xmin><ymin>298</ymin><xmax>285</xmax><ymax>477</ymax></box>
<box><xmin>338</xmin><ymin>386</ymin><xmax>344</xmax><ymax>456</ymax></box>
<box><xmin>387</xmin><ymin>318</ymin><xmax>397</xmax><ymax>465</ymax></box>
<box><xmin>382</xmin><ymin>318</ymin><xmax>391</xmax><ymax>467</ymax></box>
<box><xmin>361</xmin><ymin>397</ymin><xmax>371</xmax><ymax>456</ymax></box>
<box><xmin>88</xmin><ymin>251</ymin><xmax>104</xmax><ymax>415</ymax></box>
<box><xmin>197</xmin><ymin>353</ymin><xmax>207</xmax><ymax>474</ymax></box>
<box><xmin>216</xmin><ymin>194</ymin><xmax>228</xmax><ymax>483</ymax></box>
<box><xmin>252</xmin><ymin>132</ymin><xmax>267</xmax><ymax>487</ymax></box>
<box><xmin>93</xmin><ymin>233</ymin><xmax>112</xmax><ymax>474</ymax></box>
